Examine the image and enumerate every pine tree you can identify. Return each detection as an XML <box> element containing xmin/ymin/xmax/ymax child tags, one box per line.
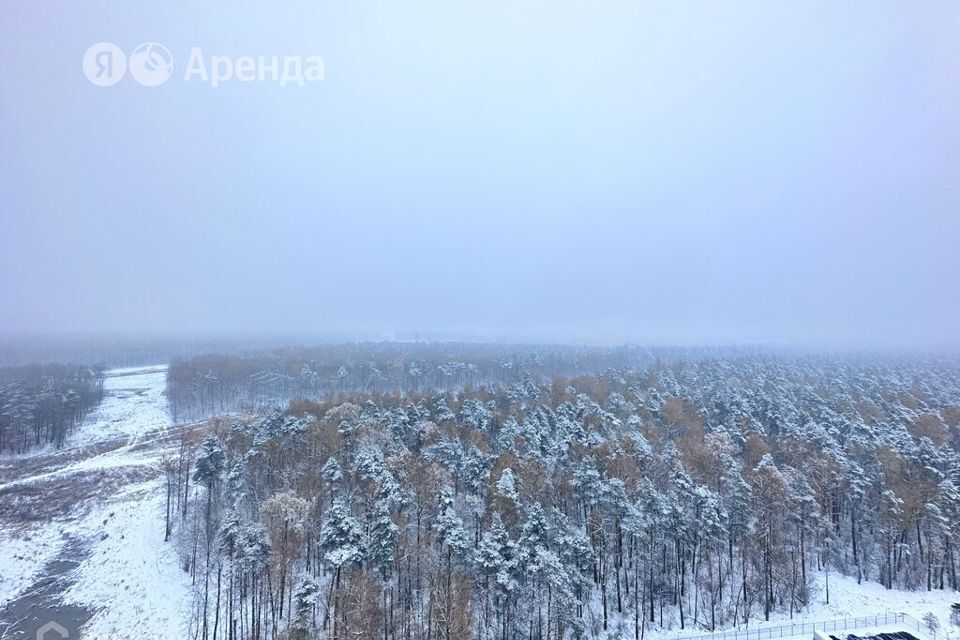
<box><xmin>319</xmin><ymin>499</ymin><xmax>364</xmax><ymax>570</ymax></box>
<box><xmin>367</xmin><ymin>498</ymin><xmax>398</xmax><ymax>577</ymax></box>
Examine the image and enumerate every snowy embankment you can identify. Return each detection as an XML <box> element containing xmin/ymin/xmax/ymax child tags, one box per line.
<box><xmin>802</xmin><ymin>572</ymin><xmax>957</xmax><ymax>631</ymax></box>
<box><xmin>61</xmin><ymin>480</ymin><xmax>192</xmax><ymax>637</ymax></box>
<box><xmin>0</xmin><ymin>365</ymin><xmax>193</xmax><ymax>638</ymax></box>
<box><xmin>631</xmin><ymin>571</ymin><xmax>959</xmax><ymax>640</ymax></box>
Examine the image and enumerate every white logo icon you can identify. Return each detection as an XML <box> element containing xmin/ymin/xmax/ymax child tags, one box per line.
<box><xmin>81</xmin><ymin>43</ymin><xmax>322</xmax><ymax>88</ymax></box>
<box><xmin>36</xmin><ymin>621</ymin><xmax>69</xmax><ymax>640</ymax></box>
<box><xmin>82</xmin><ymin>42</ymin><xmax>126</xmax><ymax>86</ymax></box>
<box><xmin>129</xmin><ymin>42</ymin><xmax>174</xmax><ymax>86</ymax></box>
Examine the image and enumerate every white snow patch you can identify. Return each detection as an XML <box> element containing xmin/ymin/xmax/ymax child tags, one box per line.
<box><xmin>0</xmin><ymin>523</ymin><xmax>63</xmax><ymax>605</ymax></box>
<box><xmin>800</xmin><ymin>573</ymin><xmax>958</xmax><ymax>636</ymax></box>
<box><xmin>69</xmin><ymin>365</ymin><xmax>171</xmax><ymax>447</ymax></box>
<box><xmin>638</xmin><ymin>572</ymin><xmax>960</xmax><ymax>640</ymax></box>
<box><xmin>62</xmin><ymin>479</ymin><xmax>192</xmax><ymax>639</ymax></box>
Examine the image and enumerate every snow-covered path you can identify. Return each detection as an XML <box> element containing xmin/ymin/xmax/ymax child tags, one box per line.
<box><xmin>73</xmin><ymin>365</ymin><xmax>172</xmax><ymax>447</ymax></box>
<box><xmin>0</xmin><ymin>366</ymin><xmax>198</xmax><ymax>640</ymax></box>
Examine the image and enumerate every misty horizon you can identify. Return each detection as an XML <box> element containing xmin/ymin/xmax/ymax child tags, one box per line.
<box><xmin>2</xmin><ymin>1</ymin><xmax>959</xmax><ymax>348</ymax></box>
<box><xmin>1</xmin><ymin>330</ymin><xmax>958</xmax><ymax>372</ymax></box>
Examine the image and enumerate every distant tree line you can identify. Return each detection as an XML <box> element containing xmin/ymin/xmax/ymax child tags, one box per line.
<box><xmin>164</xmin><ymin>354</ymin><xmax>960</xmax><ymax>640</ymax></box>
<box><xmin>0</xmin><ymin>363</ymin><xmax>105</xmax><ymax>453</ymax></box>
<box><xmin>0</xmin><ymin>334</ymin><xmax>311</xmax><ymax>369</ymax></box>
<box><xmin>165</xmin><ymin>343</ymin><xmax>765</xmax><ymax>422</ymax></box>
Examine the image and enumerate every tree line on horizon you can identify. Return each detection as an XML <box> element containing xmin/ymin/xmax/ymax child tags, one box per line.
<box><xmin>164</xmin><ymin>343</ymin><xmax>772</xmax><ymax>422</ymax></box>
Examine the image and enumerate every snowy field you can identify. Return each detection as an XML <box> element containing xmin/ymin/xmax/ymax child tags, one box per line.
<box><xmin>0</xmin><ymin>366</ymin><xmax>194</xmax><ymax>639</ymax></box>
<box><xmin>71</xmin><ymin>365</ymin><xmax>172</xmax><ymax>447</ymax></box>
<box><xmin>60</xmin><ymin>480</ymin><xmax>192</xmax><ymax>638</ymax></box>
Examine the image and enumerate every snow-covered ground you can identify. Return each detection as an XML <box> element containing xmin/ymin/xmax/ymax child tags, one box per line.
<box><xmin>595</xmin><ymin>570</ymin><xmax>959</xmax><ymax>640</ymax></box>
<box><xmin>0</xmin><ymin>522</ymin><xmax>63</xmax><ymax>606</ymax></box>
<box><xmin>676</xmin><ymin>571</ymin><xmax>957</xmax><ymax>636</ymax></box>
<box><xmin>71</xmin><ymin>365</ymin><xmax>172</xmax><ymax>447</ymax></box>
<box><xmin>62</xmin><ymin>480</ymin><xmax>192</xmax><ymax>638</ymax></box>
<box><xmin>801</xmin><ymin>572</ymin><xmax>957</xmax><ymax>633</ymax></box>
<box><xmin>0</xmin><ymin>365</ymin><xmax>194</xmax><ymax>639</ymax></box>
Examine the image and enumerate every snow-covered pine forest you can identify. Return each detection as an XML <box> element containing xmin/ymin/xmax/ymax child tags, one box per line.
<box><xmin>0</xmin><ymin>363</ymin><xmax>106</xmax><ymax>454</ymax></box>
<box><xmin>164</xmin><ymin>352</ymin><xmax>960</xmax><ymax>640</ymax></box>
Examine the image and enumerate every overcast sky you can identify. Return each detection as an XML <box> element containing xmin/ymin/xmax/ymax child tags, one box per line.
<box><xmin>1</xmin><ymin>1</ymin><xmax>958</xmax><ymax>347</ymax></box>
